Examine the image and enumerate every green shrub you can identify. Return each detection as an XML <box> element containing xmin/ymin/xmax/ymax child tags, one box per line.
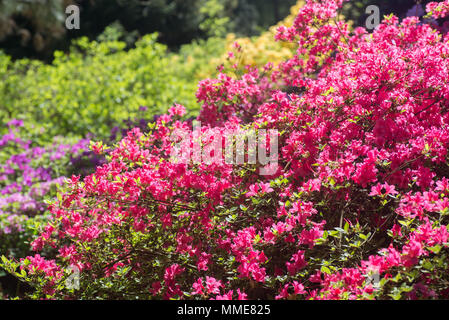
<box><xmin>0</xmin><ymin>33</ymin><xmax>200</xmax><ymax>141</ymax></box>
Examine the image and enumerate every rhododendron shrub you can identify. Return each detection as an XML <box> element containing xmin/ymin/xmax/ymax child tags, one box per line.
<box><xmin>4</xmin><ymin>0</ymin><xmax>449</xmax><ymax>300</ymax></box>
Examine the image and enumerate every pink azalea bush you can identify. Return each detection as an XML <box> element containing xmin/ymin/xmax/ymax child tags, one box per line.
<box><xmin>3</xmin><ymin>0</ymin><xmax>449</xmax><ymax>300</ymax></box>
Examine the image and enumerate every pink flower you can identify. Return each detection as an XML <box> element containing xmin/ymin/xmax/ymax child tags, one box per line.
<box><xmin>214</xmin><ymin>290</ymin><xmax>233</xmax><ymax>300</ymax></box>
<box><xmin>259</xmin><ymin>182</ymin><xmax>274</xmax><ymax>194</ymax></box>
<box><xmin>246</xmin><ymin>184</ymin><xmax>259</xmax><ymax>197</ymax></box>
<box><xmin>436</xmin><ymin>178</ymin><xmax>449</xmax><ymax>192</ymax></box>
<box><xmin>164</xmin><ymin>264</ymin><xmax>185</xmax><ymax>283</ymax></box>
<box><xmin>237</xmin><ymin>289</ymin><xmax>248</xmax><ymax>300</ymax></box>
<box><xmin>150</xmin><ymin>281</ymin><xmax>162</xmax><ymax>295</ymax></box>
<box><xmin>192</xmin><ymin>278</ymin><xmax>205</xmax><ymax>295</ymax></box>
<box><xmin>292</xmin><ymin>281</ymin><xmax>306</xmax><ymax>295</ymax></box>
<box><xmin>309</xmin><ymin>271</ymin><xmax>323</xmax><ymax>284</ymax></box>
<box><xmin>369</xmin><ymin>183</ymin><xmax>398</xmax><ymax>197</ymax></box>
<box><xmin>168</xmin><ymin>104</ymin><xmax>186</xmax><ymax>117</ymax></box>
<box><xmin>197</xmin><ymin>252</ymin><xmax>212</xmax><ymax>271</ymax></box>
<box><xmin>390</xmin><ymin>224</ymin><xmax>402</xmax><ymax>237</ymax></box>
<box><xmin>286</xmin><ymin>250</ymin><xmax>307</xmax><ymax>275</ymax></box>
<box><xmin>275</xmin><ymin>284</ymin><xmax>290</xmax><ymax>300</ymax></box>
<box><xmin>205</xmin><ymin>276</ymin><xmax>223</xmax><ymax>295</ymax></box>
<box><xmin>426</xmin><ymin>1</ymin><xmax>449</xmax><ymax>19</ymax></box>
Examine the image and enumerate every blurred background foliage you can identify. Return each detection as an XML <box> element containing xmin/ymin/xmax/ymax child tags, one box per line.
<box><xmin>0</xmin><ymin>32</ymin><xmax>201</xmax><ymax>140</ymax></box>
<box><xmin>0</xmin><ymin>0</ymin><xmax>301</xmax><ymax>142</ymax></box>
<box><xmin>0</xmin><ymin>1</ymin><xmax>432</xmax><ymax>61</ymax></box>
<box><xmin>0</xmin><ymin>0</ymin><xmax>297</xmax><ymax>61</ymax></box>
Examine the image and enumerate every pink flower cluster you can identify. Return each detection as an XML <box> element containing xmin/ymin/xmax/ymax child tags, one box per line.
<box><xmin>427</xmin><ymin>1</ymin><xmax>449</xmax><ymax>18</ymax></box>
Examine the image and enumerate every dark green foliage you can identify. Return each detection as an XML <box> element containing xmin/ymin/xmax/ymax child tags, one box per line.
<box><xmin>0</xmin><ymin>0</ymin><xmax>298</xmax><ymax>61</ymax></box>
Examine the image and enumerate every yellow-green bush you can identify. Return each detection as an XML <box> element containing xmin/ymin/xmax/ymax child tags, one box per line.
<box><xmin>220</xmin><ymin>0</ymin><xmax>304</xmax><ymax>69</ymax></box>
<box><xmin>0</xmin><ymin>33</ymin><xmax>199</xmax><ymax>141</ymax></box>
<box><xmin>175</xmin><ymin>1</ymin><xmax>306</xmax><ymax>83</ymax></box>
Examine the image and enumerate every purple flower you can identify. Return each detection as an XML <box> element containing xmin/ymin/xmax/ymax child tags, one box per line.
<box><xmin>406</xmin><ymin>4</ymin><xmax>424</xmax><ymax>18</ymax></box>
<box><xmin>50</xmin><ymin>152</ymin><xmax>64</xmax><ymax>161</ymax></box>
<box><xmin>0</xmin><ymin>132</ymin><xmax>16</xmax><ymax>147</ymax></box>
<box><xmin>7</xmin><ymin>119</ymin><xmax>24</xmax><ymax>128</ymax></box>
<box><xmin>71</xmin><ymin>139</ymin><xmax>89</xmax><ymax>154</ymax></box>
<box><xmin>32</xmin><ymin>147</ymin><xmax>45</xmax><ymax>158</ymax></box>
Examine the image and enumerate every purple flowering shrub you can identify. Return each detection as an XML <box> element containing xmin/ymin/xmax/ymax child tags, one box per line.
<box><xmin>0</xmin><ymin>113</ymin><xmax>156</xmax><ymax>258</ymax></box>
<box><xmin>0</xmin><ymin>119</ymin><xmax>90</xmax><ymax>258</ymax></box>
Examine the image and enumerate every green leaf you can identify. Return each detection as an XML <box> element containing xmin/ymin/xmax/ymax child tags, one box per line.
<box><xmin>429</xmin><ymin>244</ymin><xmax>442</xmax><ymax>254</ymax></box>
<box><xmin>321</xmin><ymin>266</ymin><xmax>331</xmax><ymax>274</ymax></box>
<box><xmin>389</xmin><ymin>292</ymin><xmax>402</xmax><ymax>300</ymax></box>
<box><xmin>359</xmin><ymin>233</ymin><xmax>368</xmax><ymax>240</ymax></box>
<box><xmin>400</xmin><ymin>285</ymin><xmax>414</xmax><ymax>293</ymax></box>
<box><xmin>335</xmin><ymin>227</ymin><xmax>346</xmax><ymax>234</ymax></box>
<box><xmin>421</xmin><ymin>260</ymin><xmax>433</xmax><ymax>271</ymax></box>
